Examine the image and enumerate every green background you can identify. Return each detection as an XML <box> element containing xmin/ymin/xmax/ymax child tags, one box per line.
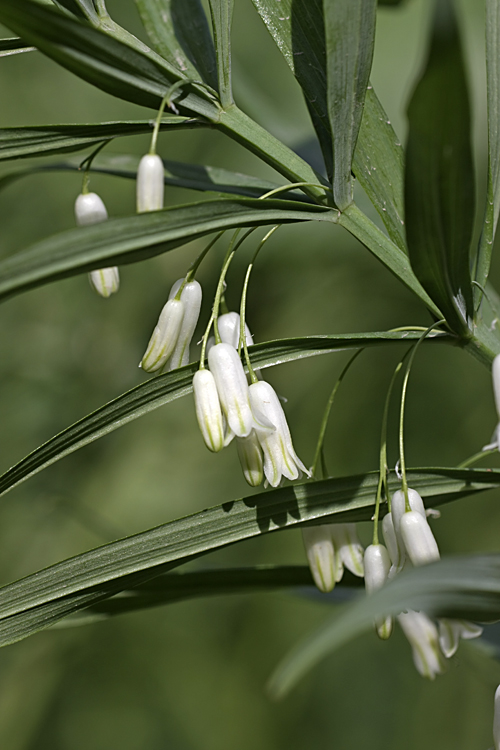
<box><xmin>0</xmin><ymin>0</ymin><xmax>499</xmax><ymax>748</ymax></box>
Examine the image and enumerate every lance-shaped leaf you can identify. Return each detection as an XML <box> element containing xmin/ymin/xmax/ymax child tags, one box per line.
<box><xmin>251</xmin><ymin>0</ymin><xmax>406</xmax><ymax>249</ymax></box>
<box><xmin>0</xmin><ymin>468</ymin><xmax>496</xmax><ymax>646</ymax></box>
<box><xmin>208</xmin><ymin>0</ymin><xmax>234</xmax><ymax>107</ymax></box>
<box><xmin>324</xmin><ymin>0</ymin><xmax>377</xmax><ymax>210</ymax></box>
<box><xmin>0</xmin><ymin>36</ymin><xmax>34</xmax><ymax>56</ymax></box>
<box><xmin>134</xmin><ymin>0</ymin><xmax>217</xmax><ymax>90</ymax></box>
<box><xmin>0</xmin><ymin>0</ymin><xmax>219</xmax><ymax>119</ymax></box>
<box><xmin>0</xmin><ymin>119</ymin><xmax>202</xmax><ymax>161</ymax></box>
<box><xmin>0</xmin><ymin>154</ymin><xmax>313</xmax><ymax>202</ymax></box>
<box><xmin>269</xmin><ymin>553</ymin><xmax>500</xmax><ymax>698</ymax></box>
<box><xmin>0</xmin><ymin>331</ymin><xmax>450</xmax><ymax>499</ymax></box>
<box><xmin>52</xmin><ymin>0</ymin><xmax>97</xmax><ymax>22</ymax></box>
<box><xmin>0</xmin><ymin>197</ymin><xmax>332</xmax><ymax>302</ymax></box>
<box><xmin>405</xmin><ymin>0</ymin><xmax>475</xmax><ymax>331</ymax></box>
<box><xmin>476</xmin><ymin>0</ymin><xmax>500</xmax><ymax>293</ymax></box>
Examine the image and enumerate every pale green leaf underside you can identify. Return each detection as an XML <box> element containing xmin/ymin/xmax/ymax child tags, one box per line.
<box><xmin>0</xmin><ymin>331</ymin><xmax>451</xmax><ymax>499</ymax></box>
<box><xmin>0</xmin><ymin>467</ymin><xmax>496</xmax><ymax>647</ymax></box>
<box><xmin>0</xmin><ymin>198</ymin><xmax>332</xmax><ymax>302</ymax></box>
<box><xmin>269</xmin><ymin>553</ymin><xmax>500</xmax><ymax>698</ymax></box>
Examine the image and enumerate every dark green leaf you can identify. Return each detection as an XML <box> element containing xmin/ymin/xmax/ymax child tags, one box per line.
<box><xmin>0</xmin><ymin>36</ymin><xmax>34</xmax><ymax>56</ymax></box>
<box><xmin>269</xmin><ymin>553</ymin><xmax>500</xmax><ymax>698</ymax></box>
<box><xmin>0</xmin><ymin>331</ymin><xmax>451</xmax><ymax>499</ymax></box>
<box><xmin>208</xmin><ymin>0</ymin><xmax>234</xmax><ymax>107</ymax></box>
<box><xmin>476</xmin><ymin>0</ymin><xmax>500</xmax><ymax>292</ymax></box>
<box><xmin>323</xmin><ymin>0</ymin><xmax>377</xmax><ymax>209</ymax></box>
<box><xmin>405</xmin><ymin>0</ymin><xmax>474</xmax><ymax>330</ymax></box>
<box><xmin>0</xmin><ymin>197</ymin><xmax>332</xmax><ymax>302</ymax></box>
<box><xmin>250</xmin><ymin>0</ymin><xmax>406</xmax><ymax>248</ymax></box>
<box><xmin>52</xmin><ymin>0</ymin><xmax>97</xmax><ymax>21</ymax></box>
<box><xmin>0</xmin><ymin>154</ymin><xmax>313</xmax><ymax>202</ymax></box>
<box><xmin>134</xmin><ymin>0</ymin><xmax>218</xmax><ymax>90</ymax></box>
<box><xmin>0</xmin><ymin>0</ymin><xmax>219</xmax><ymax>118</ymax></box>
<box><xmin>0</xmin><ymin>468</ymin><xmax>495</xmax><ymax>646</ymax></box>
<box><xmin>0</xmin><ymin>119</ymin><xmax>202</xmax><ymax>162</ymax></box>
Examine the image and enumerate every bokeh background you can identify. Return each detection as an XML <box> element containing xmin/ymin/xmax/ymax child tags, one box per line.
<box><xmin>0</xmin><ymin>0</ymin><xmax>499</xmax><ymax>748</ymax></box>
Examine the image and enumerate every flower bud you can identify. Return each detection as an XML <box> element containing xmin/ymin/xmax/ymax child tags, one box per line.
<box><xmin>193</xmin><ymin>369</ymin><xmax>225</xmax><ymax>452</ymax></box>
<box><xmin>249</xmin><ymin>380</ymin><xmax>309</xmax><ymax>487</ymax></box>
<box><xmin>166</xmin><ymin>280</ymin><xmax>202</xmax><ymax>370</ymax></box>
<box><xmin>141</xmin><ymin>298</ymin><xmax>184</xmax><ymax>372</ymax></box>
<box><xmin>136</xmin><ymin>153</ymin><xmax>164</xmax><ymax>212</ymax></box>
<box><xmin>208</xmin><ymin>343</ymin><xmax>273</xmax><ymax>438</ymax></box>
<box><xmin>329</xmin><ymin>523</ymin><xmax>364</xmax><ymax>578</ymax></box>
<box><xmin>438</xmin><ymin>618</ymin><xmax>483</xmax><ymax>658</ymax></box>
<box><xmin>218</xmin><ymin>312</ymin><xmax>254</xmax><ymax>350</ymax></box>
<box><xmin>494</xmin><ymin>684</ymin><xmax>500</xmax><ymax>750</ymax></box>
<box><xmin>398</xmin><ymin>611</ymin><xmax>445</xmax><ymax>679</ymax></box>
<box><xmin>400</xmin><ymin>511</ymin><xmax>440</xmax><ymax>567</ymax></box>
<box><xmin>75</xmin><ymin>192</ymin><xmax>120</xmax><ymax>298</ymax></box>
<box><xmin>236</xmin><ymin>432</ymin><xmax>263</xmax><ymax>486</ymax></box>
<box><xmin>302</xmin><ymin>526</ymin><xmax>339</xmax><ymax>593</ymax></box>
<box><xmin>364</xmin><ymin>544</ymin><xmax>393</xmax><ymax>639</ymax></box>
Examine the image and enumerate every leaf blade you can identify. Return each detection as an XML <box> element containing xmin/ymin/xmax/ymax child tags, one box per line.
<box><xmin>208</xmin><ymin>0</ymin><xmax>234</xmax><ymax>107</ymax></box>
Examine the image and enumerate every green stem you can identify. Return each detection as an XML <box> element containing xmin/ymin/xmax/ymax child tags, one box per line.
<box><xmin>457</xmin><ymin>447</ymin><xmax>498</xmax><ymax>469</ymax></box>
<box><xmin>175</xmin><ymin>232</ymin><xmax>224</xmax><ymax>301</ymax></box>
<box><xmin>311</xmin><ymin>350</ymin><xmax>363</xmax><ymax>479</ymax></box>
<box><xmin>212</xmin><ymin>229</ymin><xmax>256</xmax><ymax>343</ymax></box>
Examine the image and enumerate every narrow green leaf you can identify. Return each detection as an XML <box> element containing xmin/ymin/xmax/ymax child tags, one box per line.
<box><xmin>338</xmin><ymin>203</ymin><xmax>442</xmax><ymax>316</ymax></box>
<box><xmin>0</xmin><ymin>36</ymin><xmax>35</xmax><ymax>56</ymax></box>
<box><xmin>0</xmin><ymin>119</ymin><xmax>202</xmax><ymax>162</ymax></box>
<box><xmin>269</xmin><ymin>553</ymin><xmax>500</xmax><ymax>698</ymax></box>
<box><xmin>0</xmin><ymin>154</ymin><xmax>313</xmax><ymax>203</ymax></box>
<box><xmin>323</xmin><ymin>0</ymin><xmax>377</xmax><ymax>209</ymax></box>
<box><xmin>134</xmin><ymin>0</ymin><xmax>217</xmax><ymax>90</ymax></box>
<box><xmin>0</xmin><ymin>468</ymin><xmax>495</xmax><ymax>646</ymax></box>
<box><xmin>0</xmin><ymin>198</ymin><xmax>332</xmax><ymax>302</ymax></box>
<box><xmin>405</xmin><ymin>0</ymin><xmax>475</xmax><ymax>330</ymax></box>
<box><xmin>250</xmin><ymin>0</ymin><xmax>406</xmax><ymax>248</ymax></box>
<box><xmin>0</xmin><ymin>331</ymin><xmax>451</xmax><ymax>499</ymax></box>
<box><xmin>208</xmin><ymin>0</ymin><xmax>234</xmax><ymax>107</ymax></box>
<box><xmin>0</xmin><ymin>0</ymin><xmax>219</xmax><ymax>119</ymax></box>
<box><xmin>476</xmin><ymin>0</ymin><xmax>500</xmax><ymax>291</ymax></box>
<box><xmin>52</xmin><ymin>0</ymin><xmax>97</xmax><ymax>21</ymax></box>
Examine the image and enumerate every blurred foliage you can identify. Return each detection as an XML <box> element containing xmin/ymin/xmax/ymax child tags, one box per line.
<box><xmin>0</xmin><ymin>0</ymin><xmax>498</xmax><ymax>748</ymax></box>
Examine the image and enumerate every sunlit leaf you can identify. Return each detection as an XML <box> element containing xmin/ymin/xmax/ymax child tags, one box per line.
<box><xmin>405</xmin><ymin>0</ymin><xmax>474</xmax><ymax>331</ymax></box>
<box><xmin>0</xmin><ymin>467</ymin><xmax>496</xmax><ymax>646</ymax></box>
<box><xmin>269</xmin><ymin>553</ymin><xmax>500</xmax><ymax>698</ymax></box>
<box><xmin>208</xmin><ymin>0</ymin><xmax>234</xmax><ymax>107</ymax></box>
<box><xmin>0</xmin><ymin>330</ymin><xmax>451</xmax><ymax>499</ymax></box>
<box><xmin>323</xmin><ymin>0</ymin><xmax>376</xmax><ymax>209</ymax></box>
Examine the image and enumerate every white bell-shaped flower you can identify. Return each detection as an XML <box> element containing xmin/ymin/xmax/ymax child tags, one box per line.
<box><xmin>74</xmin><ymin>192</ymin><xmax>120</xmax><ymax>298</ymax></box>
<box><xmin>141</xmin><ymin>298</ymin><xmax>184</xmax><ymax>372</ymax></box>
<box><xmin>192</xmin><ymin>369</ymin><xmax>225</xmax><ymax>453</ymax></box>
<box><xmin>364</xmin><ymin>543</ymin><xmax>393</xmax><ymax>639</ymax></box>
<box><xmin>382</xmin><ymin>512</ymin><xmax>405</xmax><ymax>576</ymax></box>
<box><xmin>302</xmin><ymin>525</ymin><xmax>340</xmax><ymax>593</ymax></box>
<box><xmin>249</xmin><ymin>380</ymin><xmax>310</xmax><ymax>487</ymax></box>
<box><xmin>208</xmin><ymin>343</ymin><xmax>273</xmax><ymax>438</ymax></box>
<box><xmin>137</xmin><ymin>153</ymin><xmax>164</xmax><ymax>212</ymax></box>
<box><xmin>494</xmin><ymin>684</ymin><xmax>500</xmax><ymax>750</ymax></box>
<box><xmin>329</xmin><ymin>523</ymin><xmax>364</xmax><ymax>578</ymax></box>
<box><xmin>391</xmin><ymin>487</ymin><xmax>426</xmax><ymax>550</ymax></box>
<box><xmin>438</xmin><ymin>618</ymin><xmax>483</xmax><ymax>658</ymax></box>
<box><xmin>165</xmin><ymin>279</ymin><xmax>202</xmax><ymax>370</ymax></box>
<box><xmin>218</xmin><ymin>312</ymin><xmax>254</xmax><ymax>349</ymax></box>
<box><xmin>236</xmin><ymin>432</ymin><xmax>264</xmax><ymax>486</ymax></box>
<box><xmin>398</xmin><ymin>611</ymin><xmax>445</xmax><ymax>679</ymax></box>
<box><xmin>400</xmin><ymin>510</ymin><xmax>440</xmax><ymax>566</ymax></box>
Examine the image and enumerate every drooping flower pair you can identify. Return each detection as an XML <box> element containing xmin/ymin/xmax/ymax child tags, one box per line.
<box><xmin>141</xmin><ymin>278</ymin><xmax>202</xmax><ymax>372</ymax></box>
<box><xmin>301</xmin><ymin>523</ymin><xmax>364</xmax><ymax>593</ymax></box>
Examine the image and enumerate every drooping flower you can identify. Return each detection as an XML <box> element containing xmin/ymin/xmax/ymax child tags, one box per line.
<box><xmin>236</xmin><ymin>432</ymin><xmax>264</xmax><ymax>486</ymax></box>
<box><xmin>382</xmin><ymin>512</ymin><xmax>405</xmax><ymax>576</ymax></box>
<box><xmin>364</xmin><ymin>543</ymin><xmax>393</xmax><ymax>639</ymax></box>
<box><xmin>166</xmin><ymin>279</ymin><xmax>202</xmax><ymax>370</ymax></box>
<box><xmin>141</xmin><ymin>298</ymin><xmax>184</xmax><ymax>372</ymax></box>
<box><xmin>218</xmin><ymin>312</ymin><xmax>254</xmax><ymax>349</ymax></box>
<box><xmin>302</xmin><ymin>525</ymin><xmax>340</xmax><ymax>593</ymax></box>
<box><xmin>494</xmin><ymin>684</ymin><xmax>500</xmax><ymax>750</ymax></box>
<box><xmin>136</xmin><ymin>153</ymin><xmax>164</xmax><ymax>212</ymax></box>
<box><xmin>192</xmin><ymin>369</ymin><xmax>225</xmax><ymax>453</ymax></box>
<box><xmin>329</xmin><ymin>523</ymin><xmax>365</xmax><ymax>578</ymax></box>
<box><xmin>397</xmin><ymin>610</ymin><xmax>446</xmax><ymax>680</ymax></box>
<box><xmin>399</xmin><ymin>510</ymin><xmax>440</xmax><ymax>567</ymax></box>
<box><xmin>208</xmin><ymin>343</ymin><xmax>274</xmax><ymax>438</ymax></box>
<box><xmin>438</xmin><ymin>618</ymin><xmax>483</xmax><ymax>658</ymax></box>
<box><xmin>248</xmin><ymin>379</ymin><xmax>310</xmax><ymax>487</ymax></box>
<box><xmin>74</xmin><ymin>192</ymin><xmax>120</xmax><ymax>298</ymax></box>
